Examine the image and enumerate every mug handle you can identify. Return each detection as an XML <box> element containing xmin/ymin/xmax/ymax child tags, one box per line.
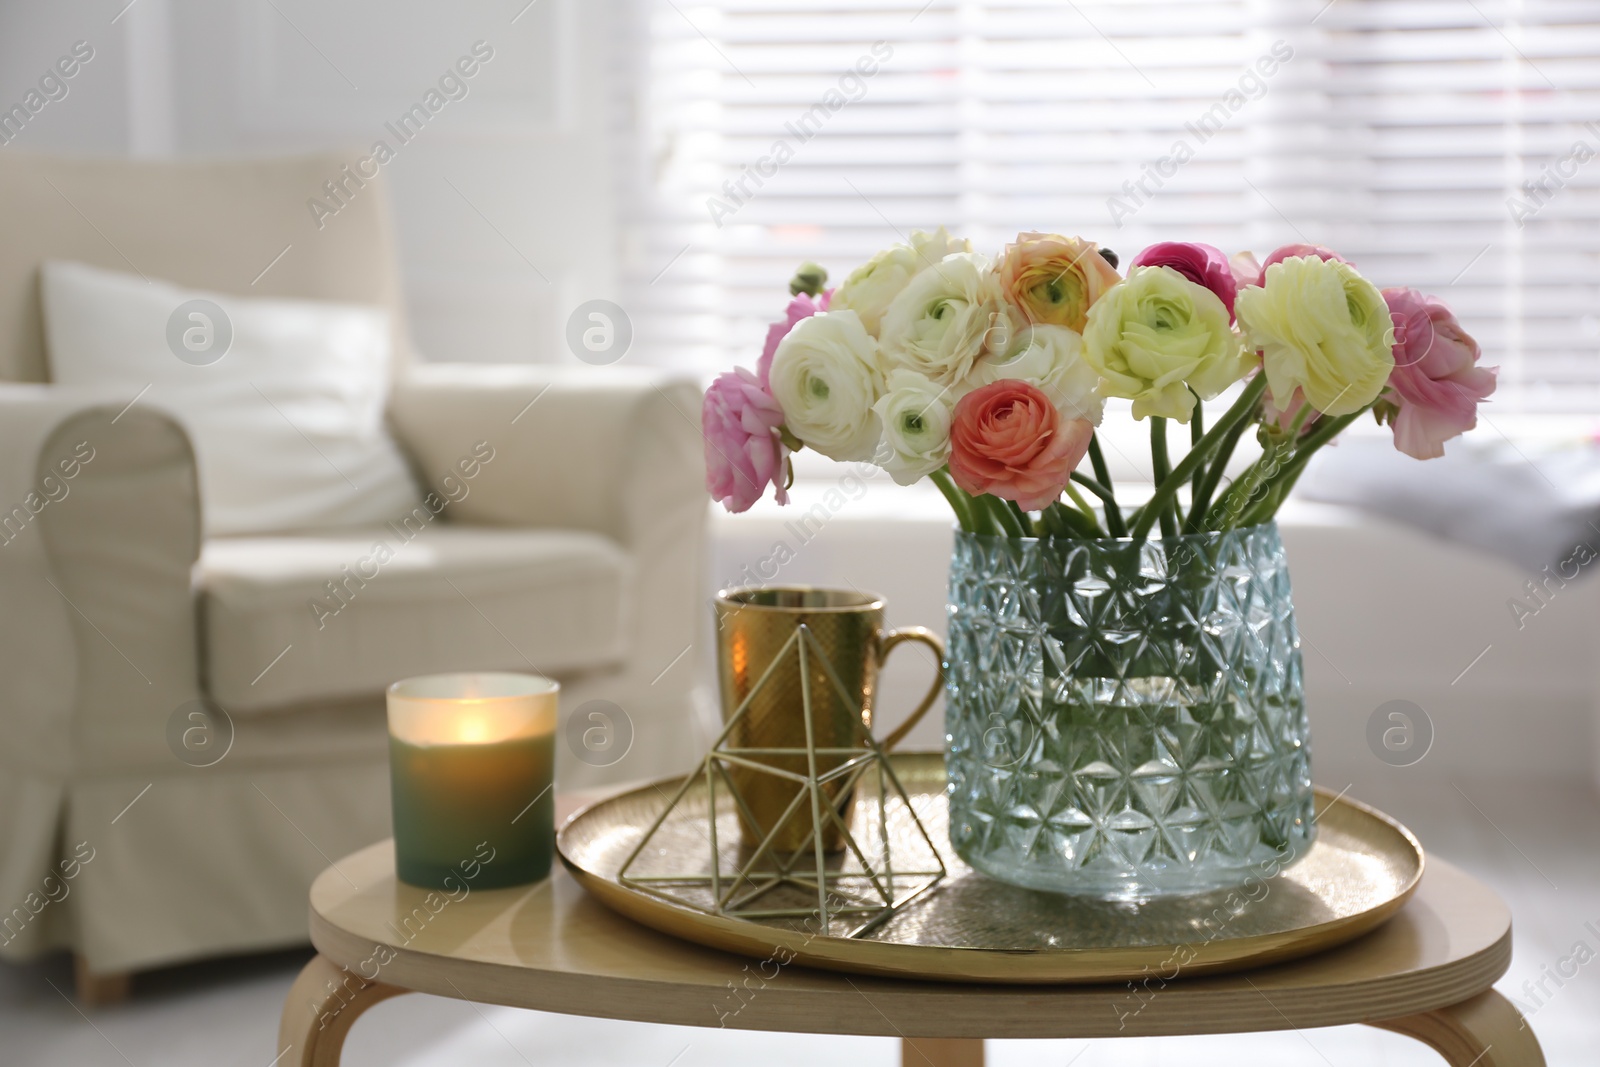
<box><xmin>874</xmin><ymin>626</ymin><xmax>946</xmax><ymax>752</ymax></box>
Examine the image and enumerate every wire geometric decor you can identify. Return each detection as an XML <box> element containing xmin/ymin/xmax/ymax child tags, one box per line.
<box><xmin>617</xmin><ymin>623</ymin><xmax>946</xmax><ymax>938</ymax></box>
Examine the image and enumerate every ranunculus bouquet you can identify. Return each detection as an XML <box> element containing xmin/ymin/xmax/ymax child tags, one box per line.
<box><xmin>704</xmin><ymin>229</ymin><xmax>1500</xmax><ymax>897</ymax></box>
<box><xmin>703</xmin><ymin>230</ymin><xmax>1496</xmax><ymax>540</ymax></box>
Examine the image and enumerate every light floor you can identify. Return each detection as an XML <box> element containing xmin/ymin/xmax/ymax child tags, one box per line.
<box><xmin>3</xmin><ymin>776</ymin><xmax>1596</xmax><ymax>1066</ymax></box>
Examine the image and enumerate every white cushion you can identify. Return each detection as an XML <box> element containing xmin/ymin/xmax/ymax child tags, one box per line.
<box><xmin>40</xmin><ymin>260</ymin><xmax>422</xmax><ymax>537</ymax></box>
<box><xmin>199</xmin><ymin>525</ymin><xmax>631</xmax><ymax>713</ymax></box>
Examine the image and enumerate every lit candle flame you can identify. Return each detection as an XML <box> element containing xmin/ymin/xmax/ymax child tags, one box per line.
<box><xmin>452</xmin><ymin>704</ymin><xmax>495</xmax><ymax>744</ymax></box>
<box><xmin>388</xmin><ymin>673</ymin><xmax>558</xmax><ymax>746</ymax></box>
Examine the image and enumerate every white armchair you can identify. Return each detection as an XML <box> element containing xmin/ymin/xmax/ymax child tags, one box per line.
<box><xmin>0</xmin><ymin>153</ymin><xmax>706</xmax><ymax>994</ymax></box>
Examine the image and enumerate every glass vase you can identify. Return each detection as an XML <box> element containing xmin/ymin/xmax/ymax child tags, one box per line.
<box><xmin>944</xmin><ymin>522</ymin><xmax>1315</xmax><ymax>899</ymax></box>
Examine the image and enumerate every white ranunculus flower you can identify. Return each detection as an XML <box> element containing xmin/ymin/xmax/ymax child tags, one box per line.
<box><xmin>767</xmin><ymin>309</ymin><xmax>883</xmax><ymax>462</ymax></box>
<box><xmin>971</xmin><ymin>323</ymin><xmax>1105</xmax><ymax>425</ymax></box>
<box><xmin>879</xmin><ymin>252</ymin><xmax>1016</xmax><ymax>387</ymax></box>
<box><xmin>831</xmin><ymin>227</ymin><xmax>972</xmax><ymax>337</ymax></box>
<box><xmin>871</xmin><ymin>369</ymin><xmax>954</xmax><ymax>485</ymax></box>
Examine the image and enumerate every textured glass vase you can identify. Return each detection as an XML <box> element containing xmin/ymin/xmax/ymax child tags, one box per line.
<box><xmin>944</xmin><ymin>522</ymin><xmax>1315</xmax><ymax>899</ymax></box>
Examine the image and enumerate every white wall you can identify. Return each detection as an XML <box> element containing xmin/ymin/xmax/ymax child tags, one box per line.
<box><xmin>0</xmin><ymin>5</ymin><xmax>131</xmax><ymax>153</ymax></box>
<box><xmin>0</xmin><ymin>0</ymin><xmax>623</xmax><ymax>365</ymax></box>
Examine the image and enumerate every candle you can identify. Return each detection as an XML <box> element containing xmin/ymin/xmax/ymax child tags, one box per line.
<box><xmin>387</xmin><ymin>672</ymin><xmax>558</xmax><ymax>890</ymax></box>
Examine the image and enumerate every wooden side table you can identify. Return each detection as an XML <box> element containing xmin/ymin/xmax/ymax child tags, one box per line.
<box><xmin>278</xmin><ymin>835</ymin><xmax>1543</xmax><ymax>1067</ymax></box>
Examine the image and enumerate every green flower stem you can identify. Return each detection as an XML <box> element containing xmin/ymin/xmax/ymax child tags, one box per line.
<box><xmin>1204</xmin><ymin>450</ymin><xmax>1274</xmax><ymax>530</ymax></box>
<box><xmin>930</xmin><ymin>468</ymin><xmax>978</xmax><ymax>533</ymax></box>
<box><xmin>1237</xmin><ymin>477</ymin><xmax>1290</xmax><ymax>530</ymax></box>
<box><xmin>1241</xmin><ymin>458</ymin><xmax>1311</xmax><ymax>527</ymax></box>
<box><xmin>1069</xmin><ymin>471</ymin><xmax>1122</xmax><ymax>521</ymax></box>
<box><xmin>1207</xmin><ymin>404</ymin><xmax>1318</xmax><ymax>531</ymax></box>
<box><xmin>1149</xmin><ymin>417</ymin><xmax>1179</xmax><ymax>539</ymax></box>
<box><xmin>1208</xmin><ymin>410</ymin><xmax>1310</xmax><ymax>530</ymax></box>
<box><xmin>1043</xmin><ymin>501</ymin><xmax>1095</xmax><ymax>538</ymax></box>
<box><xmin>971</xmin><ymin>497</ymin><xmax>1001</xmax><ymax>535</ymax></box>
<box><xmin>1189</xmin><ymin>393</ymin><xmax>1205</xmax><ymax>501</ymax></box>
<box><xmin>1184</xmin><ymin>396</ymin><xmax>1258</xmax><ymax>533</ymax></box>
<box><xmin>1237</xmin><ymin>408</ymin><xmax>1367</xmax><ymax>527</ymax></box>
<box><xmin>1061</xmin><ymin>481</ymin><xmax>1104</xmax><ymax>535</ymax></box>
<box><xmin>985</xmin><ymin>495</ymin><xmax>1028</xmax><ymax>538</ymax></box>
<box><xmin>1005</xmin><ymin>499</ymin><xmax>1035</xmax><ymax>536</ymax></box>
<box><xmin>1087</xmin><ymin>435</ymin><xmax>1125</xmax><ymax>536</ymax></box>
<box><xmin>1129</xmin><ymin>375</ymin><xmax>1269</xmax><ymax>541</ymax></box>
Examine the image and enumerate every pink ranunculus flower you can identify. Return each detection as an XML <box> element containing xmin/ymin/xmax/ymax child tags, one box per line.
<box><xmin>757</xmin><ymin>289</ymin><xmax>831</xmax><ymax>388</ymax></box>
<box><xmin>1381</xmin><ymin>288</ymin><xmax>1497</xmax><ymax>460</ymax></box>
<box><xmin>1131</xmin><ymin>241</ymin><xmax>1239</xmax><ymax>322</ymax></box>
<box><xmin>948</xmin><ymin>379</ymin><xmax>1093</xmax><ymax>511</ymax></box>
<box><xmin>1254</xmin><ymin>244</ymin><xmax>1348</xmax><ymax>286</ymax></box>
<box><xmin>702</xmin><ymin>367</ymin><xmax>789</xmax><ymax>513</ymax></box>
<box><xmin>1261</xmin><ymin>384</ymin><xmax>1318</xmax><ymax>436</ymax></box>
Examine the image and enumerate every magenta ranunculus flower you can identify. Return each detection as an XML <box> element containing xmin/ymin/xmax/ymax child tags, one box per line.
<box><xmin>1381</xmin><ymin>288</ymin><xmax>1496</xmax><ymax>460</ymax></box>
<box><xmin>757</xmin><ymin>289</ymin><xmax>831</xmax><ymax>388</ymax></box>
<box><xmin>702</xmin><ymin>367</ymin><xmax>789</xmax><ymax>513</ymax></box>
<box><xmin>1131</xmin><ymin>242</ymin><xmax>1239</xmax><ymax>322</ymax></box>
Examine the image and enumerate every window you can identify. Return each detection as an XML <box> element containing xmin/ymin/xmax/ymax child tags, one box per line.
<box><xmin>623</xmin><ymin>0</ymin><xmax>1600</xmax><ymax>413</ymax></box>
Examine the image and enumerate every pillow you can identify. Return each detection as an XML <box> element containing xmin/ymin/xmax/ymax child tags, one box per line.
<box><xmin>41</xmin><ymin>260</ymin><xmax>423</xmax><ymax>537</ymax></box>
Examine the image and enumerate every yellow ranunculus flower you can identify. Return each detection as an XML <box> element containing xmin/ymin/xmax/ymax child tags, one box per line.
<box><xmin>1235</xmin><ymin>255</ymin><xmax>1395</xmax><ymax>417</ymax></box>
<box><xmin>1081</xmin><ymin>265</ymin><xmax>1250</xmax><ymax>422</ymax></box>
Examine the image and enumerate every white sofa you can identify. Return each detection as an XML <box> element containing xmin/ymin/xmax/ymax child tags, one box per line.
<box><xmin>0</xmin><ymin>153</ymin><xmax>706</xmax><ymax>988</ymax></box>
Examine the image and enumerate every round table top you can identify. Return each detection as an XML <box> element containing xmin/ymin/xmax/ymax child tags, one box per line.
<box><xmin>309</xmin><ymin>834</ymin><xmax>1512</xmax><ymax>1041</ymax></box>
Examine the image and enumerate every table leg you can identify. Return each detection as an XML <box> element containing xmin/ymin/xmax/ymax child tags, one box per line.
<box><xmin>277</xmin><ymin>953</ymin><xmax>410</xmax><ymax>1067</ymax></box>
<box><xmin>901</xmin><ymin>1038</ymin><xmax>984</xmax><ymax>1067</ymax></box>
<box><xmin>1371</xmin><ymin>989</ymin><xmax>1545</xmax><ymax>1067</ymax></box>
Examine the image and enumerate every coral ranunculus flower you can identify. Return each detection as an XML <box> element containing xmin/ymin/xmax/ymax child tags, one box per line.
<box><xmin>996</xmin><ymin>232</ymin><xmax>1121</xmax><ymax>332</ymax></box>
<box><xmin>948</xmin><ymin>379</ymin><xmax>1092</xmax><ymax>511</ymax></box>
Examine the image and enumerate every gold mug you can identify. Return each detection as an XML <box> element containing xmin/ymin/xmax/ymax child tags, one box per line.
<box><xmin>713</xmin><ymin>587</ymin><xmax>945</xmax><ymax>854</ymax></box>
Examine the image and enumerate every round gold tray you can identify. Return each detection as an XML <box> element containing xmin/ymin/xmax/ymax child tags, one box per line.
<box><xmin>558</xmin><ymin>752</ymin><xmax>1424</xmax><ymax>984</ymax></box>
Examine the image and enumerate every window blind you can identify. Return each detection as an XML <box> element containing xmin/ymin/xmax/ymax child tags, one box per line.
<box><xmin>620</xmin><ymin>0</ymin><xmax>1600</xmax><ymax>413</ymax></box>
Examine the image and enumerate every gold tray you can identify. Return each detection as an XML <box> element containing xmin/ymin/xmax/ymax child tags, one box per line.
<box><xmin>558</xmin><ymin>752</ymin><xmax>1424</xmax><ymax>984</ymax></box>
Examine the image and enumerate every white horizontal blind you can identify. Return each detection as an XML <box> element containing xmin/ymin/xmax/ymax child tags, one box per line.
<box><xmin>1299</xmin><ymin>0</ymin><xmax>1600</xmax><ymax>413</ymax></box>
<box><xmin>620</xmin><ymin>0</ymin><xmax>1600</xmax><ymax>413</ymax></box>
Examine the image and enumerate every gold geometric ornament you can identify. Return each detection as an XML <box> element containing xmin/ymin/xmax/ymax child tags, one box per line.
<box><xmin>616</xmin><ymin>623</ymin><xmax>946</xmax><ymax>937</ymax></box>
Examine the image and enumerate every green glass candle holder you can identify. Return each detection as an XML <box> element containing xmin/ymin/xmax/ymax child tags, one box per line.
<box><xmin>387</xmin><ymin>672</ymin><xmax>558</xmax><ymax>891</ymax></box>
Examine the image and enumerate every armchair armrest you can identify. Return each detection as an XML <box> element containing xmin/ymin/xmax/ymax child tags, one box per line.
<box><xmin>0</xmin><ymin>387</ymin><xmax>202</xmax><ymax>773</ymax></box>
<box><xmin>388</xmin><ymin>363</ymin><xmax>705</xmax><ymax>551</ymax></box>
